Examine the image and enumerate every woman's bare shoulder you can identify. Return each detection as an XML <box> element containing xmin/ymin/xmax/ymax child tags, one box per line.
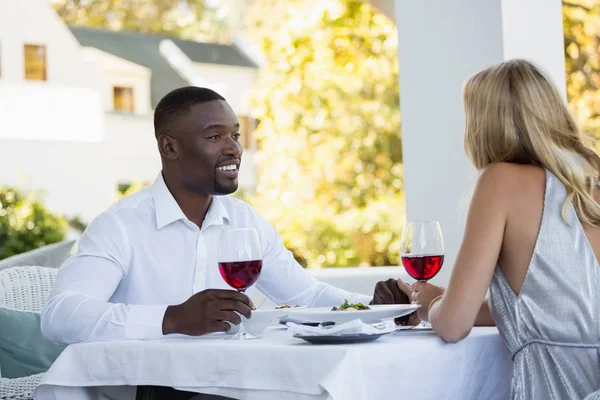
<box><xmin>477</xmin><ymin>162</ymin><xmax>545</xmax><ymax>194</ymax></box>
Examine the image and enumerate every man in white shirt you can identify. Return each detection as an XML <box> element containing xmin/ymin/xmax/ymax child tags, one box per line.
<box><xmin>41</xmin><ymin>87</ymin><xmax>409</xmax><ymax>399</ymax></box>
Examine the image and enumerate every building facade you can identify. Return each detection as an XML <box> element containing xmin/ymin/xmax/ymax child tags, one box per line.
<box><xmin>0</xmin><ymin>0</ymin><xmax>259</xmax><ymax>223</ymax></box>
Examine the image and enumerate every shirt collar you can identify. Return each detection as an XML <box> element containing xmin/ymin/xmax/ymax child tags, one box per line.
<box><xmin>150</xmin><ymin>172</ymin><xmax>231</xmax><ymax>230</ymax></box>
<box><xmin>204</xmin><ymin>196</ymin><xmax>231</xmax><ymax>229</ymax></box>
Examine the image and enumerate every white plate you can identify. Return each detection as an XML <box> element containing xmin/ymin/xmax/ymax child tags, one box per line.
<box><xmin>273</xmin><ymin>305</ymin><xmax>306</xmax><ymax>310</ymax></box>
<box><xmin>282</xmin><ymin>304</ymin><xmax>420</xmax><ymax>324</ymax></box>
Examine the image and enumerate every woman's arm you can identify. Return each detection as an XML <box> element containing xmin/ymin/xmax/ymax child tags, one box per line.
<box><xmin>405</xmin><ymin>283</ymin><xmax>495</xmax><ymax>327</ymax></box>
<box><xmin>416</xmin><ymin>163</ymin><xmax>510</xmax><ymax>342</ymax></box>
<box><xmin>475</xmin><ymin>299</ymin><xmax>495</xmax><ymax>326</ymax></box>
<box><xmin>397</xmin><ymin>280</ymin><xmax>496</xmax><ymax>326</ymax></box>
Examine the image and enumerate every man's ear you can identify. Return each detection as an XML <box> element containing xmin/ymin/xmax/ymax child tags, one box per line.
<box><xmin>158</xmin><ymin>134</ymin><xmax>179</xmax><ymax>161</ymax></box>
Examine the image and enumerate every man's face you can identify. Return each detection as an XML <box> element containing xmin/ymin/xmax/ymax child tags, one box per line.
<box><xmin>164</xmin><ymin>100</ymin><xmax>243</xmax><ymax>195</ymax></box>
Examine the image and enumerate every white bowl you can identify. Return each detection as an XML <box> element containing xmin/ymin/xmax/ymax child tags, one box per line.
<box><xmin>227</xmin><ymin>308</ymin><xmax>289</xmax><ymax>336</ymax></box>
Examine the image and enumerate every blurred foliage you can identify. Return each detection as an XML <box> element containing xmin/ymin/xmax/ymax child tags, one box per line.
<box><xmin>241</xmin><ymin>0</ymin><xmax>600</xmax><ymax>268</ymax></box>
<box><xmin>66</xmin><ymin>216</ymin><xmax>88</xmax><ymax>233</ymax></box>
<box><xmin>50</xmin><ymin>0</ymin><xmax>240</xmax><ymax>43</ymax></box>
<box><xmin>563</xmin><ymin>0</ymin><xmax>600</xmax><ymax>141</ymax></box>
<box><xmin>243</xmin><ymin>0</ymin><xmax>404</xmax><ymax>268</ymax></box>
<box><xmin>50</xmin><ymin>0</ymin><xmax>600</xmax><ymax>268</ymax></box>
<box><xmin>116</xmin><ymin>181</ymin><xmax>151</xmax><ymax>199</ymax></box>
<box><xmin>0</xmin><ymin>187</ymin><xmax>68</xmax><ymax>260</ymax></box>
<box><xmin>230</xmin><ymin>188</ymin><xmax>250</xmax><ymax>202</ymax></box>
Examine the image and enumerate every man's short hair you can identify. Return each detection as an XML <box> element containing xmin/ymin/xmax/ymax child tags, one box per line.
<box><xmin>154</xmin><ymin>86</ymin><xmax>225</xmax><ymax>136</ymax></box>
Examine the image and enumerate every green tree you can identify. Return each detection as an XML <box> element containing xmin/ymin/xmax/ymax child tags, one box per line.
<box><xmin>244</xmin><ymin>0</ymin><xmax>404</xmax><ymax>268</ymax></box>
<box><xmin>563</xmin><ymin>0</ymin><xmax>600</xmax><ymax>136</ymax></box>
<box><xmin>0</xmin><ymin>187</ymin><xmax>68</xmax><ymax>260</ymax></box>
<box><xmin>51</xmin><ymin>0</ymin><xmax>600</xmax><ymax>269</ymax></box>
<box><xmin>50</xmin><ymin>0</ymin><xmax>237</xmax><ymax>43</ymax></box>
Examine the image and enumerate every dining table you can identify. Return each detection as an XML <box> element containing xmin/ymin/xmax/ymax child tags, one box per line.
<box><xmin>34</xmin><ymin>326</ymin><xmax>511</xmax><ymax>400</ymax></box>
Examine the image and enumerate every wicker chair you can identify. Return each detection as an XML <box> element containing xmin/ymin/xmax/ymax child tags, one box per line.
<box><xmin>0</xmin><ymin>266</ymin><xmax>58</xmax><ymax>400</ymax></box>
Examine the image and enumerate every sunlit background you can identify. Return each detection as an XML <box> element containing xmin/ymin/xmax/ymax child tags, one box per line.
<box><xmin>0</xmin><ymin>0</ymin><xmax>599</xmax><ymax>270</ymax></box>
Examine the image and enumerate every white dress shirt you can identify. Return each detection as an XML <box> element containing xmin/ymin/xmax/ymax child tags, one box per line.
<box><xmin>41</xmin><ymin>173</ymin><xmax>371</xmax><ymax>344</ymax></box>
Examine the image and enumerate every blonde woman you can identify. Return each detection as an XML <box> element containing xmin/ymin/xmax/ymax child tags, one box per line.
<box><xmin>408</xmin><ymin>59</ymin><xmax>600</xmax><ymax>400</ymax></box>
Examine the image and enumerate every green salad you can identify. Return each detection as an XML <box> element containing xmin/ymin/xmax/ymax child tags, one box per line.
<box><xmin>331</xmin><ymin>299</ymin><xmax>371</xmax><ymax>311</ymax></box>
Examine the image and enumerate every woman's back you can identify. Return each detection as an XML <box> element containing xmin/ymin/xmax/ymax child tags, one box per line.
<box><xmin>412</xmin><ymin>59</ymin><xmax>600</xmax><ymax>399</ymax></box>
<box><xmin>490</xmin><ymin>164</ymin><xmax>600</xmax><ymax>400</ymax></box>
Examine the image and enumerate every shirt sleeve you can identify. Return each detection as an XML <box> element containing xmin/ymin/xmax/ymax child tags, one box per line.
<box><xmin>41</xmin><ymin>211</ymin><xmax>169</xmax><ymax>344</ymax></box>
<box><xmin>251</xmin><ymin>207</ymin><xmax>372</xmax><ymax>307</ymax></box>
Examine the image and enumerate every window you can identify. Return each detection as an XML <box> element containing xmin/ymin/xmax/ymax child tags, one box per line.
<box><xmin>113</xmin><ymin>86</ymin><xmax>135</xmax><ymax>113</ymax></box>
<box><xmin>24</xmin><ymin>44</ymin><xmax>47</xmax><ymax>81</ymax></box>
<box><xmin>237</xmin><ymin>116</ymin><xmax>256</xmax><ymax>149</ymax></box>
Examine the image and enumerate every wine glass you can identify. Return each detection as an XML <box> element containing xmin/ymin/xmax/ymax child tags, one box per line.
<box><xmin>400</xmin><ymin>221</ymin><xmax>444</xmax><ymax>329</ymax></box>
<box><xmin>218</xmin><ymin>227</ymin><xmax>263</xmax><ymax>340</ymax></box>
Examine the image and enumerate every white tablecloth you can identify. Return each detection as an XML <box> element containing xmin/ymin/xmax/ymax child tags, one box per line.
<box><xmin>34</xmin><ymin>327</ymin><xmax>511</xmax><ymax>400</ymax></box>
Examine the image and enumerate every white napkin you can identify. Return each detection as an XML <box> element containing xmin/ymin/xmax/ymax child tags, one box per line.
<box><xmin>286</xmin><ymin>319</ymin><xmax>395</xmax><ymax>336</ymax></box>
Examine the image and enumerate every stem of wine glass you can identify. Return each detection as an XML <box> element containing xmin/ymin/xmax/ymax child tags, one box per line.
<box><xmin>417</xmin><ymin>279</ymin><xmax>432</xmax><ymax>329</ymax></box>
<box><xmin>238</xmin><ymin>290</ymin><xmax>249</xmax><ymax>336</ymax></box>
<box><xmin>232</xmin><ymin>288</ymin><xmax>260</xmax><ymax>340</ymax></box>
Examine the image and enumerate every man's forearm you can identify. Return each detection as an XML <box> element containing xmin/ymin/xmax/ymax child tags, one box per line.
<box><xmin>42</xmin><ymin>292</ymin><xmax>169</xmax><ymax>343</ymax></box>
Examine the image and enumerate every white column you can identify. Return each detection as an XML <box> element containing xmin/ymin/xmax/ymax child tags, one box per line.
<box><xmin>395</xmin><ymin>0</ymin><xmax>566</xmax><ymax>284</ymax></box>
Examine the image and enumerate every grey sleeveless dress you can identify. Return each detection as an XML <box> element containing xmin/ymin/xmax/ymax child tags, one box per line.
<box><xmin>489</xmin><ymin>169</ymin><xmax>600</xmax><ymax>400</ymax></box>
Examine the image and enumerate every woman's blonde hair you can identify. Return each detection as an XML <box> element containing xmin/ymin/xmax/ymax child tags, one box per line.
<box><xmin>463</xmin><ymin>59</ymin><xmax>600</xmax><ymax>226</ymax></box>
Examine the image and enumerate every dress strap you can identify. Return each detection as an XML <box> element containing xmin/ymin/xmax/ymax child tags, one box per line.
<box><xmin>512</xmin><ymin>339</ymin><xmax>600</xmax><ymax>360</ymax></box>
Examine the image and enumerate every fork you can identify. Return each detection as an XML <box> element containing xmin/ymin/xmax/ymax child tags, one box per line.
<box><xmin>395</xmin><ymin>324</ymin><xmax>433</xmax><ymax>332</ymax></box>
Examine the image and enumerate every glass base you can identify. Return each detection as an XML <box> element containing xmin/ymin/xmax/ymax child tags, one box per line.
<box><xmin>226</xmin><ymin>331</ymin><xmax>261</xmax><ymax>340</ymax></box>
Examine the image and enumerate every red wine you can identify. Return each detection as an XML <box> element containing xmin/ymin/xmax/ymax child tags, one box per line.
<box><xmin>218</xmin><ymin>260</ymin><xmax>263</xmax><ymax>291</ymax></box>
<box><xmin>401</xmin><ymin>254</ymin><xmax>444</xmax><ymax>281</ymax></box>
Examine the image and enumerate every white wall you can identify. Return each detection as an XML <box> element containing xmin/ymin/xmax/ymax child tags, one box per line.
<box><xmin>0</xmin><ymin>0</ymin><xmax>103</xmax><ymax>143</ymax></box>
<box><xmin>82</xmin><ymin>48</ymin><xmax>152</xmax><ymax>116</ymax></box>
<box><xmin>395</xmin><ymin>0</ymin><xmax>566</xmax><ymax>285</ymax></box>
<box><xmin>0</xmin><ymin>83</ymin><xmax>104</xmax><ymax>142</ymax></box>
<box><xmin>500</xmin><ymin>0</ymin><xmax>567</xmax><ymax>99</ymax></box>
<box><xmin>194</xmin><ymin>63</ymin><xmax>257</xmax><ymax>115</ymax></box>
<box><xmin>104</xmin><ymin>114</ymin><xmax>161</xmax><ymax>185</ymax></box>
<box><xmin>0</xmin><ymin>0</ymin><xmax>112</xmax><ymax>223</ymax></box>
<box><xmin>0</xmin><ymin>138</ymin><xmax>115</xmax><ymax>222</ymax></box>
<box><xmin>0</xmin><ymin>0</ymin><xmax>94</xmax><ymax>87</ymax></box>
